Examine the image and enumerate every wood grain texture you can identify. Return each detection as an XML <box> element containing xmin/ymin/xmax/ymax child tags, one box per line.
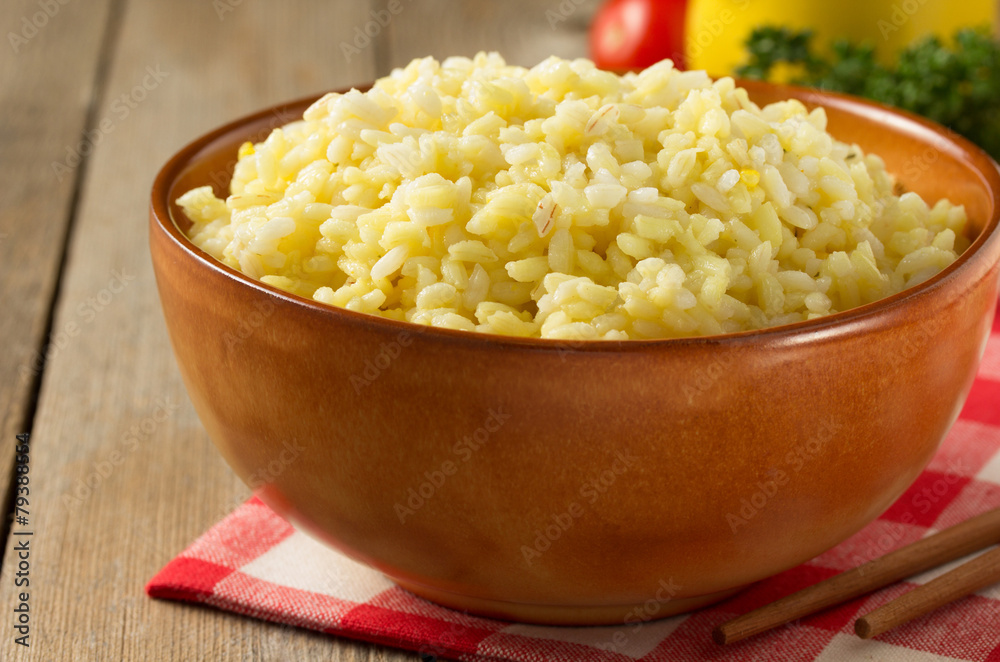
<box><xmin>0</xmin><ymin>0</ymin><xmax>594</xmax><ymax>658</ymax></box>
<box><xmin>0</xmin><ymin>0</ymin><xmax>115</xmax><ymax>546</ymax></box>
<box><xmin>380</xmin><ymin>0</ymin><xmax>598</xmax><ymax>71</ymax></box>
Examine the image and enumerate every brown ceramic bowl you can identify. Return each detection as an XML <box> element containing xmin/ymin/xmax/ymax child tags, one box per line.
<box><xmin>150</xmin><ymin>80</ymin><xmax>1000</xmax><ymax>625</ymax></box>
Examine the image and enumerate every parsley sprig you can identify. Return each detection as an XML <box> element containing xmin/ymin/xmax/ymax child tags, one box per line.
<box><xmin>737</xmin><ymin>27</ymin><xmax>1000</xmax><ymax>161</ymax></box>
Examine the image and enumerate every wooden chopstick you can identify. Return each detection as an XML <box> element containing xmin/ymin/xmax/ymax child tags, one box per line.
<box><xmin>855</xmin><ymin>545</ymin><xmax>1000</xmax><ymax>638</ymax></box>
<box><xmin>713</xmin><ymin>506</ymin><xmax>1000</xmax><ymax>645</ymax></box>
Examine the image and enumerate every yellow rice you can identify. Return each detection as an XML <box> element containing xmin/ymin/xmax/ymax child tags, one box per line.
<box><xmin>178</xmin><ymin>53</ymin><xmax>968</xmax><ymax>340</ymax></box>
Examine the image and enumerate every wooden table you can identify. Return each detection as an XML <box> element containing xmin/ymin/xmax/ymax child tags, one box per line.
<box><xmin>0</xmin><ymin>1</ymin><xmax>596</xmax><ymax>658</ymax></box>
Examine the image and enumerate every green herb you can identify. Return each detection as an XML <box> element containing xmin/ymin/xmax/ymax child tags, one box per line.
<box><xmin>737</xmin><ymin>26</ymin><xmax>1000</xmax><ymax>161</ymax></box>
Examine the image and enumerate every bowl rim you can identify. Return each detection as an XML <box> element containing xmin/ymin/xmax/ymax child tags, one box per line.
<box><xmin>150</xmin><ymin>78</ymin><xmax>1000</xmax><ymax>351</ymax></box>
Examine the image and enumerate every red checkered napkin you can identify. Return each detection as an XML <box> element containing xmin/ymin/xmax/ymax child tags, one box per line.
<box><xmin>148</xmin><ymin>311</ymin><xmax>1000</xmax><ymax>662</ymax></box>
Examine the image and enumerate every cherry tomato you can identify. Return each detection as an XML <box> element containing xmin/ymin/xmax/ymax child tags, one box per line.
<box><xmin>589</xmin><ymin>0</ymin><xmax>688</xmax><ymax>72</ymax></box>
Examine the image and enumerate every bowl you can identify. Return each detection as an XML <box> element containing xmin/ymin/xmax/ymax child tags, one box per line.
<box><xmin>150</xmin><ymin>80</ymin><xmax>1000</xmax><ymax>625</ymax></box>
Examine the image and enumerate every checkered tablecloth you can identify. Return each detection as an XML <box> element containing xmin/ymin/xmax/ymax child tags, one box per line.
<box><xmin>148</xmin><ymin>310</ymin><xmax>1000</xmax><ymax>661</ymax></box>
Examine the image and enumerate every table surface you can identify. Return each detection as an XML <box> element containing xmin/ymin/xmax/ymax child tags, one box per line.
<box><xmin>0</xmin><ymin>1</ymin><xmax>598</xmax><ymax>659</ymax></box>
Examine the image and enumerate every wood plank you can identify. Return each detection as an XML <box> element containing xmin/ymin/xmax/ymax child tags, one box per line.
<box><xmin>0</xmin><ymin>0</ymin><xmax>115</xmax><ymax>542</ymax></box>
<box><xmin>0</xmin><ymin>0</ymin><xmax>406</xmax><ymax>659</ymax></box>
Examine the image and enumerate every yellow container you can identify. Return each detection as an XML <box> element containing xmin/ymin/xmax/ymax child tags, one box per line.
<box><xmin>686</xmin><ymin>0</ymin><xmax>996</xmax><ymax>75</ymax></box>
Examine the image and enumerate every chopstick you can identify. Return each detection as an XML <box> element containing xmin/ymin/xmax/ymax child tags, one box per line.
<box><xmin>855</xmin><ymin>545</ymin><xmax>1000</xmax><ymax>638</ymax></box>
<box><xmin>713</xmin><ymin>506</ymin><xmax>1000</xmax><ymax>645</ymax></box>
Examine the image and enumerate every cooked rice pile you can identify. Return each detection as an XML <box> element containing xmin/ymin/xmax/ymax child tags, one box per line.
<box><xmin>179</xmin><ymin>53</ymin><xmax>968</xmax><ymax>339</ymax></box>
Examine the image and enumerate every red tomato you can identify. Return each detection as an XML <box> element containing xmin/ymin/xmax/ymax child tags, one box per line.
<box><xmin>589</xmin><ymin>0</ymin><xmax>688</xmax><ymax>72</ymax></box>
